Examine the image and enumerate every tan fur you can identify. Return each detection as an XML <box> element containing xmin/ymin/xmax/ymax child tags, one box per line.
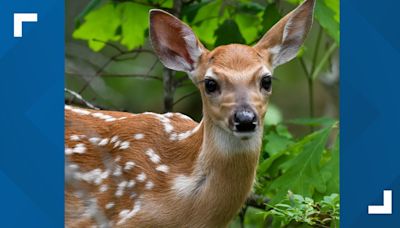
<box><xmin>65</xmin><ymin>1</ymin><xmax>315</xmax><ymax>227</ymax></box>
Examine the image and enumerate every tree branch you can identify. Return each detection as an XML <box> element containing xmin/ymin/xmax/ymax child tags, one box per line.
<box><xmin>173</xmin><ymin>90</ymin><xmax>198</xmax><ymax>106</ymax></box>
<box><xmin>65</xmin><ymin>88</ymin><xmax>99</xmax><ymax>110</ymax></box>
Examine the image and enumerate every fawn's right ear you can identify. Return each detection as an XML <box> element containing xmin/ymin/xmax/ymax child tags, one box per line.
<box><xmin>254</xmin><ymin>0</ymin><xmax>315</xmax><ymax>69</ymax></box>
<box><xmin>149</xmin><ymin>9</ymin><xmax>207</xmax><ymax>76</ymax></box>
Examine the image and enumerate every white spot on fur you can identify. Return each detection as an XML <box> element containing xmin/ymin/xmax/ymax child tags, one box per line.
<box><xmin>105</xmin><ymin>117</ymin><xmax>117</xmax><ymax>122</ymax></box>
<box><xmin>164</xmin><ymin>113</ymin><xmax>173</xmax><ymax>118</ymax></box>
<box><xmin>73</xmin><ymin>169</ymin><xmax>109</xmax><ymax>185</ymax></box>
<box><xmin>124</xmin><ymin>161</ymin><xmax>135</xmax><ymax>171</ymax></box>
<box><xmin>119</xmin><ymin>141</ymin><xmax>130</xmax><ymax>150</ymax></box>
<box><xmin>133</xmin><ymin>134</ymin><xmax>144</xmax><ymax>140</ymax></box>
<box><xmin>130</xmin><ymin>192</ymin><xmax>137</xmax><ymax>199</ymax></box>
<box><xmin>111</xmin><ymin>136</ymin><xmax>119</xmax><ymax>143</ymax></box>
<box><xmin>105</xmin><ymin>202</ymin><xmax>115</xmax><ymax>209</ymax></box>
<box><xmin>169</xmin><ymin>124</ymin><xmax>201</xmax><ymax>141</ymax></box>
<box><xmin>65</xmin><ymin>143</ymin><xmax>86</xmax><ymax>155</ymax></box>
<box><xmin>136</xmin><ymin>172</ymin><xmax>146</xmax><ymax>182</ymax></box>
<box><xmin>145</xmin><ymin>148</ymin><xmax>160</xmax><ymax>164</ymax></box>
<box><xmin>65</xmin><ymin>105</ymin><xmax>91</xmax><ymax>115</ymax></box>
<box><xmin>116</xmin><ymin>181</ymin><xmax>128</xmax><ymax>197</ymax></box>
<box><xmin>114</xmin><ymin>156</ymin><xmax>121</xmax><ymax>162</ymax></box>
<box><xmin>127</xmin><ymin>180</ymin><xmax>136</xmax><ymax>188</ymax></box>
<box><xmin>145</xmin><ymin>181</ymin><xmax>154</xmax><ymax>190</ymax></box>
<box><xmin>119</xmin><ymin>209</ymin><xmax>129</xmax><ymax>218</ymax></box>
<box><xmin>70</xmin><ymin>135</ymin><xmax>81</xmax><ymax>141</ymax></box>
<box><xmin>68</xmin><ymin>163</ymin><xmax>79</xmax><ymax>170</ymax></box>
<box><xmin>98</xmin><ymin>138</ymin><xmax>109</xmax><ymax>146</ymax></box>
<box><xmin>74</xmin><ymin>143</ymin><xmax>86</xmax><ymax>154</ymax></box>
<box><xmin>113</xmin><ymin>165</ymin><xmax>122</xmax><ymax>177</ymax></box>
<box><xmin>117</xmin><ymin>201</ymin><xmax>141</xmax><ymax>225</ymax></box>
<box><xmin>155</xmin><ymin>165</ymin><xmax>169</xmax><ymax>173</ymax></box>
<box><xmin>92</xmin><ymin>113</ymin><xmax>104</xmax><ymax>118</ymax></box>
<box><xmin>65</xmin><ymin>147</ymin><xmax>73</xmax><ymax>155</ymax></box>
<box><xmin>144</xmin><ymin>112</ymin><xmax>174</xmax><ymax>133</ymax></box>
<box><xmin>114</xmin><ymin>141</ymin><xmax>121</xmax><ymax>148</ymax></box>
<box><xmin>89</xmin><ymin>137</ymin><xmax>101</xmax><ymax>145</ymax></box>
<box><xmin>99</xmin><ymin>184</ymin><xmax>108</xmax><ymax>192</ymax></box>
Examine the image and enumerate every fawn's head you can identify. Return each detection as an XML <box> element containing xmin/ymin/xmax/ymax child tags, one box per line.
<box><xmin>150</xmin><ymin>0</ymin><xmax>315</xmax><ymax>140</ymax></box>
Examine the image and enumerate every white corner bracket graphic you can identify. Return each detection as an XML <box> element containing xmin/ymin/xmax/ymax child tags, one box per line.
<box><xmin>14</xmin><ymin>13</ymin><xmax>38</xmax><ymax>38</ymax></box>
<box><xmin>368</xmin><ymin>190</ymin><xmax>392</xmax><ymax>215</ymax></box>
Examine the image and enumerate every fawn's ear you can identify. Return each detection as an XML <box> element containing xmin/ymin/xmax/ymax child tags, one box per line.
<box><xmin>149</xmin><ymin>9</ymin><xmax>207</xmax><ymax>76</ymax></box>
<box><xmin>254</xmin><ymin>0</ymin><xmax>315</xmax><ymax>69</ymax></box>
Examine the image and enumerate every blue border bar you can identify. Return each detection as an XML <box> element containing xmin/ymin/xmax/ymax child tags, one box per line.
<box><xmin>0</xmin><ymin>0</ymin><xmax>64</xmax><ymax>227</ymax></box>
<box><xmin>342</xmin><ymin>0</ymin><xmax>400</xmax><ymax>226</ymax></box>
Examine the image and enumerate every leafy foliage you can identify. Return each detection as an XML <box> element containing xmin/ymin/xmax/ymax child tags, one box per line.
<box><xmin>267</xmin><ymin>192</ymin><xmax>340</xmax><ymax>227</ymax></box>
<box><xmin>73</xmin><ymin>3</ymin><xmax>121</xmax><ymax>51</ymax></box>
<box><xmin>257</xmin><ymin>118</ymin><xmax>339</xmax><ymax>201</ymax></box>
<box><xmin>117</xmin><ymin>3</ymin><xmax>151</xmax><ymax>50</ymax></box>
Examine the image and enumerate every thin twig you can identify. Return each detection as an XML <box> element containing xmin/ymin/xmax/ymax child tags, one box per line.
<box><xmin>311</xmin><ymin>27</ymin><xmax>324</xmax><ymax>77</ymax></box>
<box><xmin>299</xmin><ymin>57</ymin><xmax>310</xmax><ymax>77</ymax></box>
<box><xmin>92</xmin><ymin>39</ymin><xmax>124</xmax><ymax>53</ymax></box>
<box><xmin>246</xmin><ymin>193</ymin><xmax>269</xmax><ymax>210</ymax></box>
<box><xmin>65</xmin><ymin>88</ymin><xmax>99</xmax><ymax>110</ymax></box>
<box><xmin>66</xmin><ymin>72</ymin><xmax>162</xmax><ymax>81</ymax></box>
<box><xmin>173</xmin><ymin>90</ymin><xmax>198</xmax><ymax>106</ymax></box>
<box><xmin>76</xmin><ymin>56</ymin><xmax>116</xmax><ymax>96</ymax></box>
<box><xmin>146</xmin><ymin>59</ymin><xmax>159</xmax><ymax>75</ymax></box>
<box><xmin>98</xmin><ymin>73</ymin><xmax>162</xmax><ymax>81</ymax></box>
<box><xmin>307</xmin><ymin>26</ymin><xmax>324</xmax><ymax>131</ymax></box>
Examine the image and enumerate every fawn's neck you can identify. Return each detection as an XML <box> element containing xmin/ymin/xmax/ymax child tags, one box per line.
<box><xmin>173</xmin><ymin>115</ymin><xmax>262</xmax><ymax>225</ymax></box>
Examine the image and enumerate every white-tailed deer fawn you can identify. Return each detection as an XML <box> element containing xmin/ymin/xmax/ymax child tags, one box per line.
<box><xmin>65</xmin><ymin>0</ymin><xmax>315</xmax><ymax>227</ymax></box>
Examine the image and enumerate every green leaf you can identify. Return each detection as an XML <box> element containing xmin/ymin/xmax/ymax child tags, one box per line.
<box><xmin>214</xmin><ymin>19</ymin><xmax>246</xmax><ymax>46</ymax></box>
<box><xmin>73</xmin><ymin>3</ymin><xmax>121</xmax><ymax>51</ymax></box>
<box><xmin>74</xmin><ymin>0</ymin><xmax>103</xmax><ymax>28</ymax></box>
<box><xmin>315</xmin><ymin>0</ymin><xmax>340</xmax><ymax>43</ymax></box>
<box><xmin>261</xmin><ymin>3</ymin><xmax>281</xmax><ymax>32</ymax></box>
<box><xmin>321</xmin><ymin>134</ymin><xmax>340</xmax><ymax>194</ymax></box>
<box><xmin>190</xmin><ymin>0</ymin><xmax>223</xmax><ymax>47</ymax></box>
<box><xmin>234</xmin><ymin>13</ymin><xmax>261</xmax><ymax>44</ymax></box>
<box><xmin>276</xmin><ymin>125</ymin><xmax>293</xmax><ymax>139</ymax></box>
<box><xmin>285</xmin><ymin>0</ymin><xmax>302</xmax><ymax>4</ymax></box>
<box><xmin>160</xmin><ymin>0</ymin><xmax>173</xmax><ymax>8</ymax></box>
<box><xmin>258</xmin><ymin>149</ymin><xmax>288</xmax><ymax>177</ymax></box>
<box><xmin>264</xmin><ymin>132</ymin><xmax>293</xmax><ymax>156</ymax></box>
<box><xmin>116</xmin><ymin>2</ymin><xmax>151</xmax><ymax>50</ymax></box>
<box><xmin>235</xmin><ymin>1</ymin><xmax>264</xmax><ymax>15</ymax></box>
<box><xmin>268</xmin><ymin>126</ymin><xmax>333</xmax><ymax>204</ymax></box>
<box><xmin>182</xmin><ymin>0</ymin><xmax>213</xmax><ymax>23</ymax></box>
<box><xmin>287</xmin><ymin>117</ymin><xmax>336</xmax><ymax>127</ymax></box>
<box><xmin>264</xmin><ymin>104</ymin><xmax>283</xmax><ymax>126</ymax></box>
<box><xmin>311</xmin><ymin>42</ymin><xmax>338</xmax><ymax>80</ymax></box>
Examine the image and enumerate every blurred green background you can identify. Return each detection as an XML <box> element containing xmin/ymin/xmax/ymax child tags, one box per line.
<box><xmin>65</xmin><ymin>0</ymin><xmax>339</xmax><ymax>227</ymax></box>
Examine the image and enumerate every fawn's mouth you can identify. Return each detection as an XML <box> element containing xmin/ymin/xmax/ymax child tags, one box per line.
<box><xmin>231</xmin><ymin>125</ymin><xmax>259</xmax><ymax>140</ymax></box>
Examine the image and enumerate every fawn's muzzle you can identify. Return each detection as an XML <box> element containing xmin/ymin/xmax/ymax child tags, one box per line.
<box><xmin>232</xmin><ymin>109</ymin><xmax>258</xmax><ymax>133</ymax></box>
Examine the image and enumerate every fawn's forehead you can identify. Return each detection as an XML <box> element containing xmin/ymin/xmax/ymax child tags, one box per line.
<box><xmin>202</xmin><ymin>44</ymin><xmax>271</xmax><ymax>82</ymax></box>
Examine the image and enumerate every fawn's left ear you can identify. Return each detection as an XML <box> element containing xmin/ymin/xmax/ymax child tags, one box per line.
<box><xmin>149</xmin><ymin>9</ymin><xmax>207</xmax><ymax>77</ymax></box>
<box><xmin>254</xmin><ymin>0</ymin><xmax>315</xmax><ymax>69</ymax></box>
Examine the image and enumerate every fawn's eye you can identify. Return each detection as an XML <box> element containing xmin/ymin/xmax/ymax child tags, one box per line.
<box><xmin>204</xmin><ymin>79</ymin><xmax>219</xmax><ymax>94</ymax></box>
<box><xmin>261</xmin><ymin>75</ymin><xmax>272</xmax><ymax>92</ymax></box>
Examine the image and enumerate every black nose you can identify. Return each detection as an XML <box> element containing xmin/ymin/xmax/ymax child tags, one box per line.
<box><xmin>233</xmin><ymin>110</ymin><xmax>258</xmax><ymax>132</ymax></box>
